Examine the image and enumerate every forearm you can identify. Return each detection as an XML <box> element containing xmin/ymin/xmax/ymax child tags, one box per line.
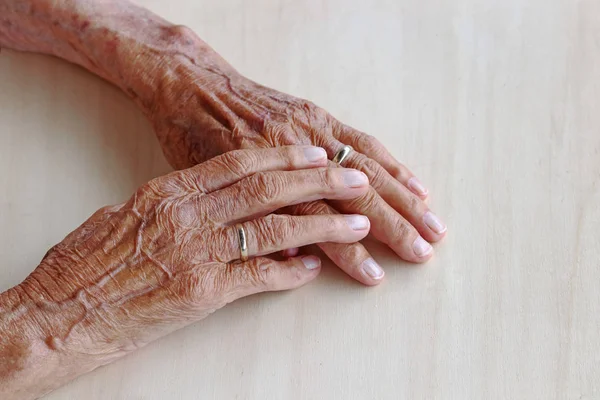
<box><xmin>0</xmin><ymin>0</ymin><xmax>237</xmax><ymax>114</ymax></box>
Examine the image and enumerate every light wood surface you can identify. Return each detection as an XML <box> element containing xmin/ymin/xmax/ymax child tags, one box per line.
<box><xmin>2</xmin><ymin>0</ymin><xmax>600</xmax><ymax>398</ymax></box>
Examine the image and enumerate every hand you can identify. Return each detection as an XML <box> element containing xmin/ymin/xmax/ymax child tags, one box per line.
<box><xmin>0</xmin><ymin>0</ymin><xmax>446</xmax><ymax>286</ymax></box>
<box><xmin>146</xmin><ymin>28</ymin><xmax>447</xmax><ymax>285</ymax></box>
<box><xmin>21</xmin><ymin>146</ymin><xmax>367</xmax><ymax>367</ymax></box>
<box><xmin>1</xmin><ymin>146</ymin><xmax>371</xmax><ymax>397</ymax></box>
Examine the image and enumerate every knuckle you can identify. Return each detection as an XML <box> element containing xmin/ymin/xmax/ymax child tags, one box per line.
<box><xmin>319</xmin><ymin>168</ymin><xmax>339</xmax><ymax>192</ymax></box>
<box><xmin>394</xmin><ymin>163</ymin><xmax>411</xmax><ymax>181</ymax></box>
<box><xmin>265</xmin><ymin>123</ymin><xmax>300</xmax><ymax>146</ymax></box>
<box><xmin>249</xmin><ymin>172</ymin><xmax>285</xmax><ymax>205</ymax></box>
<box><xmin>339</xmin><ymin>242</ymin><xmax>367</xmax><ymax>264</ymax></box>
<box><xmin>253</xmin><ymin>215</ymin><xmax>282</xmax><ymax>249</ymax></box>
<box><xmin>291</xmin><ymin>200</ymin><xmax>330</xmax><ymax>216</ymax></box>
<box><xmin>388</xmin><ymin>165</ymin><xmax>404</xmax><ymax>181</ymax></box>
<box><xmin>408</xmin><ymin>194</ymin><xmax>426</xmax><ymax>213</ymax></box>
<box><xmin>362</xmin><ymin>159</ymin><xmax>387</xmax><ymax>187</ymax></box>
<box><xmin>295</xmin><ymin>99</ymin><xmax>319</xmax><ymax>116</ymax></box>
<box><xmin>174</xmin><ymin>198</ymin><xmax>204</xmax><ymax>227</ymax></box>
<box><xmin>357</xmin><ymin>133</ymin><xmax>381</xmax><ymax>153</ymax></box>
<box><xmin>392</xmin><ymin>218</ymin><xmax>414</xmax><ymax>243</ymax></box>
<box><xmin>218</xmin><ymin>150</ymin><xmax>256</xmax><ymax>177</ymax></box>
<box><xmin>346</xmin><ymin>189</ymin><xmax>378</xmax><ymax>214</ymax></box>
<box><xmin>258</xmin><ymin>215</ymin><xmax>299</xmax><ymax>249</ymax></box>
<box><xmin>212</xmin><ymin>228</ymin><xmax>239</xmax><ymax>262</ymax></box>
<box><xmin>294</xmin><ymin>100</ymin><xmax>333</xmax><ymax>130</ymax></box>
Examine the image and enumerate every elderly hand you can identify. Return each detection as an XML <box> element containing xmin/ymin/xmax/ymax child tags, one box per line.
<box><xmin>0</xmin><ymin>146</ymin><xmax>371</xmax><ymax>398</ymax></box>
<box><xmin>146</xmin><ymin>31</ymin><xmax>448</xmax><ymax>284</ymax></box>
<box><xmin>0</xmin><ymin>0</ymin><xmax>446</xmax><ymax>286</ymax></box>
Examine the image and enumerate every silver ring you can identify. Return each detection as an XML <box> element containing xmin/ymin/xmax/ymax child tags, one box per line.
<box><xmin>236</xmin><ymin>224</ymin><xmax>249</xmax><ymax>262</ymax></box>
<box><xmin>332</xmin><ymin>145</ymin><xmax>353</xmax><ymax>165</ymax></box>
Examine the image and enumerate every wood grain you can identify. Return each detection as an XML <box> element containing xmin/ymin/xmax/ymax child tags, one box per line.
<box><xmin>1</xmin><ymin>0</ymin><xmax>599</xmax><ymax>398</ymax></box>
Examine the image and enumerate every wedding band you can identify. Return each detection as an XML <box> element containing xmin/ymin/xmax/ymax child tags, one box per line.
<box><xmin>236</xmin><ymin>224</ymin><xmax>249</xmax><ymax>262</ymax></box>
<box><xmin>332</xmin><ymin>145</ymin><xmax>353</xmax><ymax>165</ymax></box>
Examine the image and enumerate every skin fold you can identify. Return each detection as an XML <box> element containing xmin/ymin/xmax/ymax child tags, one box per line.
<box><xmin>0</xmin><ymin>0</ymin><xmax>448</xmax><ymax>398</ymax></box>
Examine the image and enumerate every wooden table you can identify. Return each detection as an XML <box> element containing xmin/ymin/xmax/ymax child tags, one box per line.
<box><xmin>1</xmin><ymin>0</ymin><xmax>599</xmax><ymax>398</ymax></box>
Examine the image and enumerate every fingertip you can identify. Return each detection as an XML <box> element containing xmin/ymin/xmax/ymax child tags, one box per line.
<box><xmin>412</xmin><ymin>236</ymin><xmax>434</xmax><ymax>262</ymax></box>
<box><xmin>299</xmin><ymin>255</ymin><xmax>321</xmax><ymax>271</ymax></box>
<box><xmin>282</xmin><ymin>247</ymin><xmax>300</xmax><ymax>258</ymax></box>
<box><xmin>358</xmin><ymin>257</ymin><xmax>385</xmax><ymax>286</ymax></box>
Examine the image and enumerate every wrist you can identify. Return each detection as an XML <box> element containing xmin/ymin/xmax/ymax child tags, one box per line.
<box><xmin>0</xmin><ymin>285</ymin><xmax>67</xmax><ymax>399</ymax></box>
<box><xmin>0</xmin><ymin>273</ymin><xmax>113</xmax><ymax>399</ymax></box>
<box><xmin>1</xmin><ymin>0</ymin><xmax>234</xmax><ymax>100</ymax></box>
<box><xmin>1</xmin><ymin>0</ymin><xmax>238</xmax><ymax>114</ymax></box>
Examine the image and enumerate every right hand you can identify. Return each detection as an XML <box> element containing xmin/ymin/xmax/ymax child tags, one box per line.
<box><xmin>17</xmin><ymin>146</ymin><xmax>371</xmax><ymax>367</ymax></box>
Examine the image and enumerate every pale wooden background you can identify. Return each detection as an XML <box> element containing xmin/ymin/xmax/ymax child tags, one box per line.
<box><xmin>1</xmin><ymin>0</ymin><xmax>599</xmax><ymax>399</ymax></box>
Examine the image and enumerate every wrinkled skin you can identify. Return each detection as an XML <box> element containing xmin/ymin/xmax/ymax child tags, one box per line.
<box><xmin>0</xmin><ymin>0</ymin><xmax>449</xmax><ymax>398</ymax></box>
<box><xmin>0</xmin><ymin>146</ymin><xmax>373</xmax><ymax>398</ymax></box>
<box><xmin>142</xmin><ymin>31</ymin><xmax>449</xmax><ymax>281</ymax></box>
<box><xmin>1</xmin><ymin>0</ymin><xmax>447</xmax><ymax>286</ymax></box>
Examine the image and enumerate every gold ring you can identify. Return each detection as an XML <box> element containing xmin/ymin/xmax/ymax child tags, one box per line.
<box><xmin>332</xmin><ymin>145</ymin><xmax>353</xmax><ymax>165</ymax></box>
<box><xmin>236</xmin><ymin>224</ymin><xmax>249</xmax><ymax>262</ymax></box>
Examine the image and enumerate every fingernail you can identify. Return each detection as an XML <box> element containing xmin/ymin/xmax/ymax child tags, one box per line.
<box><xmin>343</xmin><ymin>170</ymin><xmax>369</xmax><ymax>188</ymax></box>
<box><xmin>424</xmin><ymin>211</ymin><xmax>447</xmax><ymax>234</ymax></box>
<box><xmin>413</xmin><ymin>236</ymin><xmax>433</xmax><ymax>257</ymax></box>
<box><xmin>345</xmin><ymin>215</ymin><xmax>370</xmax><ymax>230</ymax></box>
<box><xmin>407</xmin><ymin>177</ymin><xmax>428</xmax><ymax>196</ymax></box>
<box><xmin>301</xmin><ymin>255</ymin><xmax>321</xmax><ymax>270</ymax></box>
<box><xmin>303</xmin><ymin>147</ymin><xmax>327</xmax><ymax>163</ymax></box>
<box><xmin>361</xmin><ymin>258</ymin><xmax>384</xmax><ymax>279</ymax></box>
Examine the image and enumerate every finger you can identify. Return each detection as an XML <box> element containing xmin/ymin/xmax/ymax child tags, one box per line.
<box><xmin>289</xmin><ymin>200</ymin><xmax>385</xmax><ymax>286</ymax></box>
<box><xmin>224</xmin><ymin>256</ymin><xmax>322</xmax><ymax>300</ymax></box>
<box><xmin>282</xmin><ymin>248</ymin><xmax>300</xmax><ymax>258</ymax></box>
<box><xmin>329</xmin><ymin>188</ymin><xmax>434</xmax><ymax>263</ymax></box>
<box><xmin>203</xmin><ymin>167</ymin><xmax>369</xmax><ymax>223</ymax></box>
<box><xmin>187</xmin><ymin>146</ymin><xmax>329</xmax><ymax>193</ymax></box>
<box><xmin>334</xmin><ymin>124</ymin><xmax>429</xmax><ymax>199</ymax></box>
<box><xmin>325</xmin><ymin>139</ymin><xmax>446</xmax><ymax>243</ymax></box>
<box><xmin>216</xmin><ymin>214</ymin><xmax>370</xmax><ymax>263</ymax></box>
<box><xmin>341</xmin><ymin>151</ymin><xmax>446</xmax><ymax>242</ymax></box>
